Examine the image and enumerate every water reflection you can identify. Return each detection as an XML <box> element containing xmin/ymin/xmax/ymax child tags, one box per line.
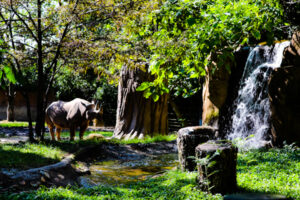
<box><xmin>81</xmin><ymin>154</ymin><xmax>178</xmax><ymax>186</ymax></box>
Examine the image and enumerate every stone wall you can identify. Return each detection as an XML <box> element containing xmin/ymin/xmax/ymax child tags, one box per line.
<box><xmin>0</xmin><ymin>90</ymin><xmax>55</xmax><ymax>121</ymax></box>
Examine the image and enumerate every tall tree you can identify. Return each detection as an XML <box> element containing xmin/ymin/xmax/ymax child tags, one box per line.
<box><xmin>0</xmin><ymin>0</ymin><xmax>79</xmax><ymax>139</ymax></box>
<box><xmin>0</xmin><ymin>0</ymin><xmax>123</xmax><ymax>139</ymax></box>
<box><xmin>114</xmin><ymin>65</ymin><xmax>168</xmax><ymax>139</ymax></box>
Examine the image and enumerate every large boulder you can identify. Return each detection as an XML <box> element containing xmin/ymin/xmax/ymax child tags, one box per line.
<box><xmin>281</xmin><ymin>31</ymin><xmax>300</xmax><ymax>67</ymax></box>
<box><xmin>269</xmin><ymin>66</ymin><xmax>300</xmax><ymax>145</ymax></box>
<box><xmin>268</xmin><ymin>31</ymin><xmax>300</xmax><ymax>146</ymax></box>
<box><xmin>202</xmin><ymin>53</ymin><xmax>231</xmax><ymax>127</ymax></box>
<box><xmin>202</xmin><ymin>48</ymin><xmax>250</xmax><ymax>131</ymax></box>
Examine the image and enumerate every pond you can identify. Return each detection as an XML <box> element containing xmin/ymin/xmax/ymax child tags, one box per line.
<box><xmin>79</xmin><ymin>153</ymin><xmax>178</xmax><ymax>187</ymax></box>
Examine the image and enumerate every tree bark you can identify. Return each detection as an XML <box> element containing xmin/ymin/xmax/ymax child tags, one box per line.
<box><xmin>20</xmin><ymin>91</ymin><xmax>34</xmax><ymax>142</ymax></box>
<box><xmin>177</xmin><ymin>126</ymin><xmax>217</xmax><ymax>171</ymax></box>
<box><xmin>6</xmin><ymin>83</ymin><xmax>15</xmax><ymax>121</ymax></box>
<box><xmin>113</xmin><ymin>66</ymin><xmax>168</xmax><ymax>139</ymax></box>
<box><xmin>35</xmin><ymin>0</ymin><xmax>45</xmax><ymax>140</ymax></box>
<box><xmin>196</xmin><ymin>140</ymin><xmax>237</xmax><ymax>194</ymax></box>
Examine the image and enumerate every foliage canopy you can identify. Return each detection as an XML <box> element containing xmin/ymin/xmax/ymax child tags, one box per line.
<box><xmin>118</xmin><ymin>0</ymin><xmax>287</xmax><ymax>100</ymax></box>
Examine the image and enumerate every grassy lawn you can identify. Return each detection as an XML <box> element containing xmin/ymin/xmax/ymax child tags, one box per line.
<box><xmin>0</xmin><ymin>131</ymin><xmax>177</xmax><ymax>169</ymax></box>
<box><xmin>3</xmin><ymin>170</ymin><xmax>223</xmax><ymax>200</ymax></box>
<box><xmin>0</xmin><ymin>143</ymin><xmax>298</xmax><ymax>199</ymax></box>
<box><xmin>0</xmin><ymin>124</ymin><xmax>298</xmax><ymax>199</ymax></box>
<box><xmin>237</xmin><ymin>145</ymin><xmax>300</xmax><ymax>198</ymax></box>
<box><xmin>0</xmin><ymin>143</ymin><xmax>66</xmax><ymax>169</ymax></box>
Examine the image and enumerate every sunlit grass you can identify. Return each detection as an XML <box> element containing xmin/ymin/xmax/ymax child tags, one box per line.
<box><xmin>237</xmin><ymin>144</ymin><xmax>300</xmax><ymax>199</ymax></box>
<box><xmin>111</xmin><ymin>134</ymin><xmax>177</xmax><ymax>144</ymax></box>
<box><xmin>54</xmin><ymin>130</ymin><xmax>114</xmax><ymax>139</ymax></box>
<box><xmin>3</xmin><ymin>170</ymin><xmax>222</xmax><ymax>200</ymax></box>
<box><xmin>0</xmin><ymin>121</ymin><xmax>36</xmax><ymax>127</ymax></box>
<box><xmin>0</xmin><ymin>143</ymin><xmax>299</xmax><ymax>199</ymax></box>
<box><xmin>0</xmin><ymin>143</ymin><xmax>67</xmax><ymax>169</ymax></box>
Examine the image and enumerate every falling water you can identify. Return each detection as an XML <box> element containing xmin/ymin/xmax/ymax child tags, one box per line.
<box><xmin>227</xmin><ymin>41</ymin><xmax>290</xmax><ymax>149</ymax></box>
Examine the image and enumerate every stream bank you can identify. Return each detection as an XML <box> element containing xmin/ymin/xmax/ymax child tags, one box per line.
<box><xmin>0</xmin><ymin>140</ymin><xmax>177</xmax><ymax>193</ymax></box>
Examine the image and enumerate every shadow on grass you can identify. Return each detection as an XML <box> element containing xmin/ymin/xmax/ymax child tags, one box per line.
<box><xmin>0</xmin><ymin>144</ymin><xmax>61</xmax><ymax>169</ymax></box>
<box><xmin>3</xmin><ymin>170</ymin><xmax>221</xmax><ymax>200</ymax></box>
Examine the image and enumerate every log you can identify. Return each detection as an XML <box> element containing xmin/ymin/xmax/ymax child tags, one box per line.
<box><xmin>177</xmin><ymin>126</ymin><xmax>217</xmax><ymax>171</ymax></box>
<box><xmin>196</xmin><ymin>140</ymin><xmax>237</xmax><ymax>194</ymax></box>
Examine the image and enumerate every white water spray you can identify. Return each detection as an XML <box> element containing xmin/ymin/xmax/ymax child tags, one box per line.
<box><xmin>227</xmin><ymin>41</ymin><xmax>290</xmax><ymax>149</ymax></box>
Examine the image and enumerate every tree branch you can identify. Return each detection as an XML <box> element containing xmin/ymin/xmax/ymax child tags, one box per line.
<box><xmin>9</xmin><ymin>0</ymin><xmax>38</xmax><ymax>42</ymax></box>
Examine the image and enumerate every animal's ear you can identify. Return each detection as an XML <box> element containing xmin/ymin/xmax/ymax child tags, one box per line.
<box><xmin>84</xmin><ymin>102</ymin><xmax>95</xmax><ymax>110</ymax></box>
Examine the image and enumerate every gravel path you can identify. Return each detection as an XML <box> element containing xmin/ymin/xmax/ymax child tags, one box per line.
<box><xmin>0</xmin><ymin>126</ymin><xmax>114</xmax><ymax>144</ymax></box>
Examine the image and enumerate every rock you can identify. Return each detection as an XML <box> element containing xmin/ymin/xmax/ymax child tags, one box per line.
<box><xmin>40</xmin><ymin>170</ymin><xmax>51</xmax><ymax>179</ymax></box>
<box><xmin>18</xmin><ymin>180</ymin><xmax>26</xmax><ymax>185</ymax></box>
<box><xmin>282</xmin><ymin>31</ymin><xmax>300</xmax><ymax>67</ymax></box>
<box><xmin>177</xmin><ymin>126</ymin><xmax>217</xmax><ymax>171</ymax></box>
<box><xmin>57</xmin><ymin>174</ymin><xmax>65</xmax><ymax>179</ymax></box>
<box><xmin>195</xmin><ymin>140</ymin><xmax>237</xmax><ymax>194</ymax></box>
<box><xmin>41</xmin><ymin>176</ymin><xmax>46</xmax><ymax>183</ymax></box>
<box><xmin>268</xmin><ymin>66</ymin><xmax>300</xmax><ymax>145</ymax></box>
<box><xmin>202</xmin><ymin>51</ymin><xmax>233</xmax><ymax>127</ymax></box>
<box><xmin>268</xmin><ymin>31</ymin><xmax>300</xmax><ymax>146</ymax></box>
<box><xmin>218</xmin><ymin>47</ymin><xmax>252</xmax><ymax>137</ymax></box>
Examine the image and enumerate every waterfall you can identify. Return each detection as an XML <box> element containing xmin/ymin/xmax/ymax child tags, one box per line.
<box><xmin>227</xmin><ymin>41</ymin><xmax>290</xmax><ymax>149</ymax></box>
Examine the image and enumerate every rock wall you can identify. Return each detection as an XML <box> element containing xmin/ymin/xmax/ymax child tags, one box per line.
<box><xmin>269</xmin><ymin>31</ymin><xmax>300</xmax><ymax>145</ymax></box>
<box><xmin>0</xmin><ymin>90</ymin><xmax>55</xmax><ymax>121</ymax></box>
<box><xmin>202</xmin><ymin>53</ymin><xmax>231</xmax><ymax>127</ymax></box>
<box><xmin>202</xmin><ymin>48</ymin><xmax>250</xmax><ymax>133</ymax></box>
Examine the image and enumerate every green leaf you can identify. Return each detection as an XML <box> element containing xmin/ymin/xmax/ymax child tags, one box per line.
<box><xmin>241</xmin><ymin>37</ymin><xmax>249</xmax><ymax>46</ymax></box>
<box><xmin>3</xmin><ymin>65</ymin><xmax>16</xmax><ymax>84</ymax></box>
<box><xmin>137</xmin><ymin>82</ymin><xmax>150</xmax><ymax>91</ymax></box>
<box><xmin>143</xmin><ymin>88</ymin><xmax>152</xmax><ymax>99</ymax></box>
<box><xmin>187</xmin><ymin>17</ymin><xmax>196</xmax><ymax>26</ymax></box>
<box><xmin>152</xmin><ymin>93</ymin><xmax>159</xmax><ymax>102</ymax></box>
<box><xmin>251</xmin><ymin>30</ymin><xmax>261</xmax><ymax>40</ymax></box>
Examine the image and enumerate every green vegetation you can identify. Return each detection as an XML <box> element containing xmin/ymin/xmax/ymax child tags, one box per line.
<box><xmin>57</xmin><ymin>131</ymin><xmax>114</xmax><ymax>139</ymax></box>
<box><xmin>110</xmin><ymin>134</ymin><xmax>177</xmax><ymax>145</ymax></box>
<box><xmin>237</xmin><ymin>144</ymin><xmax>300</xmax><ymax>198</ymax></box>
<box><xmin>0</xmin><ymin>121</ymin><xmax>36</xmax><ymax>128</ymax></box>
<box><xmin>0</xmin><ymin>132</ymin><xmax>176</xmax><ymax>169</ymax></box>
<box><xmin>1</xmin><ymin>142</ymin><xmax>298</xmax><ymax>199</ymax></box>
<box><xmin>0</xmin><ymin>143</ymin><xmax>66</xmax><ymax>169</ymax></box>
<box><xmin>122</xmin><ymin>0</ymin><xmax>287</xmax><ymax>100</ymax></box>
<box><xmin>3</xmin><ymin>170</ymin><xmax>222</xmax><ymax>200</ymax></box>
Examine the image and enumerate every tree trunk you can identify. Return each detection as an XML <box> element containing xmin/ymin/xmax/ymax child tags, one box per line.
<box><xmin>113</xmin><ymin>66</ymin><xmax>168</xmax><ymax>139</ymax></box>
<box><xmin>21</xmin><ymin>91</ymin><xmax>34</xmax><ymax>142</ymax></box>
<box><xmin>6</xmin><ymin>83</ymin><xmax>15</xmax><ymax>121</ymax></box>
<box><xmin>35</xmin><ymin>0</ymin><xmax>45</xmax><ymax>140</ymax></box>
<box><xmin>196</xmin><ymin>140</ymin><xmax>237</xmax><ymax>194</ymax></box>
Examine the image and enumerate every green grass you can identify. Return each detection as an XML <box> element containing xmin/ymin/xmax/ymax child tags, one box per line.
<box><xmin>3</xmin><ymin>170</ymin><xmax>222</xmax><ymax>200</ymax></box>
<box><xmin>0</xmin><ymin>131</ymin><xmax>176</xmax><ymax>169</ymax></box>
<box><xmin>0</xmin><ymin>125</ymin><xmax>299</xmax><ymax>200</ymax></box>
<box><xmin>1</xmin><ymin>143</ymin><xmax>299</xmax><ymax>200</ymax></box>
<box><xmin>110</xmin><ymin>134</ymin><xmax>177</xmax><ymax>144</ymax></box>
<box><xmin>237</xmin><ymin>144</ymin><xmax>300</xmax><ymax>199</ymax></box>
<box><xmin>0</xmin><ymin>143</ymin><xmax>67</xmax><ymax>169</ymax></box>
<box><xmin>56</xmin><ymin>130</ymin><xmax>114</xmax><ymax>139</ymax></box>
<box><xmin>0</xmin><ymin>121</ymin><xmax>36</xmax><ymax>127</ymax></box>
